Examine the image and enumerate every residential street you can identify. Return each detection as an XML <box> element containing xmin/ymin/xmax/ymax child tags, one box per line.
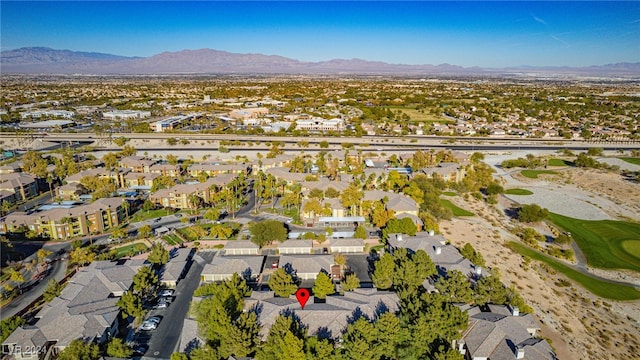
<box><xmin>0</xmin><ymin>258</ymin><xmax>67</xmax><ymax>320</ymax></box>
<box><xmin>142</xmin><ymin>251</ymin><xmax>215</xmax><ymax>359</ymax></box>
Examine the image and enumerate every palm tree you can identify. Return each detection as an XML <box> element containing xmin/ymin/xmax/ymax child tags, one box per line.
<box><xmin>1</xmin><ymin>201</ymin><xmax>12</xmax><ymax>216</ymax></box>
<box><xmin>121</xmin><ymin>200</ymin><xmax>130</xmax><ymax>219</ymax></box>
<box><xmin>46</xmin><ymin>173</ymin><xmax>55</xmax><ymax>197</ymax></box>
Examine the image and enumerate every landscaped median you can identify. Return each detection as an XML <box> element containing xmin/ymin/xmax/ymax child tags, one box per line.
<box><xmin>507</xmin><ymin>241</ymin><xmax>640</xmax><ymax>301</ymax></box>
<box><xmin>548</xmin><ymin>213</ymin><xmax>640</xmax><ymax>272</ymax></box>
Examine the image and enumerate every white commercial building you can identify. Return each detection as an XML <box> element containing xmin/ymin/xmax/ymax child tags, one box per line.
<box><xmin>102</xmin><ymin>110</ymin><xmax>151</xmax><ymax>120</ymax></box>
<box><xmin>295</xmin><ymin>117</ymin><xmax>344</xmax><ymax>132</ymax></box>
<box><xmin>20</xmin><ymin>110</ymin><xmax>75</xmax><ymax>119</ymax></box>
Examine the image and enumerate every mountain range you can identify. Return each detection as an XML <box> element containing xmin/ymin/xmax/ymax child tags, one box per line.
<box><xmin>2</xmin><ymin>47</ymin><xmax>639</xmax><ymax>77</ymax></box>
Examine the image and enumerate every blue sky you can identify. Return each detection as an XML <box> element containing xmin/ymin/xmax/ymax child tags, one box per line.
<box><xmin>1</xmin><ymin>1</ymin><xmax>639</xmax><ymax>67</ymax></box>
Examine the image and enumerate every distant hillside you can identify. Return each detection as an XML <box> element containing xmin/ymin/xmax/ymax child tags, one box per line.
<box><xmin>1</xmin><ymin>46</ymin><xmax>638</xmax><ymax>77</ymax></box>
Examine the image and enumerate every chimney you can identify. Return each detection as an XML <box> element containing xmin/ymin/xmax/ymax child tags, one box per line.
<box><xmin>429</xmin><ymin>230</ymin><xmax>435</xmax><ymax>236</ymax></box>
<box><xmin>435</xmin><ymin>246</ymin><xmax>442</xmax><ymax>255</ymax></box>
<box><xmin>511</xmin><ymin>305</ymin><xmax>520</xmax><ymax>317</ymax></box>
<box><xmin>475</xmin><ymin>266</ymin><xmax>482</xmax><ymax>275</ymax></box>
<box><xmin>515</xmin><ymin>346</ymin><xmax>525</xmax><ymax>359</ymax></box>
<box><xmin>397</xmin><ymin>234</ymin><xmax>403</xmax><ymax>242</ymax></box>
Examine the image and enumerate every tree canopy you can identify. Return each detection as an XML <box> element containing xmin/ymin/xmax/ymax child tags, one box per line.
<box><xmin>147</xmin><ymin>243</ymin><xmax>170</xmax><ymax>266</ymax></box>
<box><xmin>249</xmin><ymin>220</ymin><xmax>288</xmax><ymax>247</ymax></box>
<box><xmin>312</xmin><ymin>272</ymin><xmax>335</xmax><ymax>299</ymax></box>
<box><xmin>517</xmin><ymin>203</ymin><xmax>549</xmax><ymax>223</ymax></box>
<box><xmin>268</xmin><ymin>268</ymin><xmax>298</xmax><ymax>298</ymax></box>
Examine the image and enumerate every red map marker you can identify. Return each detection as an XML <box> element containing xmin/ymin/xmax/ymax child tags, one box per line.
<box><xmin>295</xmin><ymin>288</ymin><xmax>310</xmax><ymax>309</ymax></box>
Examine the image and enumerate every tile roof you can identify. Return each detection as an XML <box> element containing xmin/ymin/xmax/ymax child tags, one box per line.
<box><xmin>245</xmin><ymin>289</ymin><xmax>399</xmax><ymax>340</ymax></box>
<box><xmin>3</xmin><ymin>259</ymin><xmax>147</xmax><ymax>350</ymax></box>
<box><xmin>279</xmin><ymin>254</ymin><xmax>333</xmax><ymax>275</ymax></box>
<box><xmin>462</xmin><ymin>305</ymin><xmax>554</xmax><ymax>360</ymax></box>
<box><xmin>202</xmin><ymin>255</ymin><xmax>265</xmax><ymax>278</ymax></box>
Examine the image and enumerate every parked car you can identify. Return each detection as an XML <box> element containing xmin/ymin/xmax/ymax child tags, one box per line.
<box><xmin>158</xmin><ymin>289</ymin><xmax>174</xmax><ymax>297</ymax></box>
<box><xmin>139</xmin><ymin>321</ymin><xmax>158</xmax><ymax>331</ymax></box>
<box><xmin>154</xmin><ymin>299</ymin><xmax>169</xmax><ymax>309</ymax></box>
<box><xmin>132</xmin><ymin>344</ymin><xmax>148</xmax><ymax>356</ymax></box>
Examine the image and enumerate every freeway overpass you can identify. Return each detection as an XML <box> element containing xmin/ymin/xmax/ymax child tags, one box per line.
<box><xmin>3</xmin><ymin>132</ymin><xmax>640</xmax><ymax>151</ymax></box>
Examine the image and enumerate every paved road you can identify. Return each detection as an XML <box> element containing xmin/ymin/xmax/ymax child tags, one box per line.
<box><xmin>0</xmin><ymin>259</ymin><xmax>67</xmax><ymax>320</ymax></box>
<box><xmin>142</xmin><ymin>251</ymin><xmax>215</xmax><ymax>359</ymax></box>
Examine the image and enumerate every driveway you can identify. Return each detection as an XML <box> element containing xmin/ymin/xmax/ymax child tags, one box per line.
<box><xmin>141</xmin><ymin>251</ymin><xmax>215</xmax><ymax>359</ymax></box>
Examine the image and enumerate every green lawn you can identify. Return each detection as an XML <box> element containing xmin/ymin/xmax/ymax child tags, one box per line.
<box><xmin>440</xmin><ymin>199</ymin><xmax>475</xmax><ymax>217</ymax></box>
<box><xmin>130</xmin><ymin>209</ymin><xmax>174</xmax><ymax>222</ymax></box>
<box><xmin>114</xmin><ymin>243</ymin><xmax>148</xmax><ymax>257</ymax></box>
<box><xmin>547</xmin><ymin>158</ymin><xmax>573</xmax><ymax>167</ymax></box>
<box><xmin>383</xmin><ymin>106</ymin><xmax>453</xmax><ymax>123</ymax></box>
<box><xmin>521</xmin><ymin>170</ymin><xmax>558</xmax><ymax>179</ymax></box>
<box><xmin>505</xmin><ymin>188</ymin><xmax>533</xmax><ymax>195</ymax></box>
<box><xmin>507</xmin><ymin>241</ymin><xmax>640</xmax><ymax>301</ymax></box>
<box><xmin>619</xmin><ymin>157</ymin><xmax>640</xmax><ymax>166</ymax></box>
<box><xmin>162</xmin><ymin>234</ymin><xmax>183</xmax><ymax>246</ymax></box>
<box><xmin>442</xmin><ymin>191</ymin><xmax>458</xmax><ymax>196</ymax></box>
<box><xmin>548</xmin><ymin>213</ymin><xmax>640</xmax><ymax>272</ymax></box>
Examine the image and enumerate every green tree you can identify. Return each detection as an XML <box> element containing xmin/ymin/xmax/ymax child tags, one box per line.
<box><xmin>312</xmin><ymin>272</ymin><xmax>335</xmax><ymax>299</ymax></box>
<box><xmin>36</xmin><ymin>248</ymin><xmax>52</xmax><ymax>263</ymax></box>
<box><xmin>69</xmin><ymin>247</ymin><xmax>95</xmax><ymax>267</ymax></box>
<box><xmin>203</xmin><ymin>208</ymin><xmax>220</xmax><ymax>221</ymax></box>
<box><xmin>354</xmin><ymin>225</ymin><xmax>368</xmax><ymax>239</ymax></box>
<box><xmin>133</xmin><ymin>266</ymin><xmax>158</xmax><ymax>297</ymax></box>
<box><xmin>574</xmin><ymin>153</ymin><xmax>599</xmax><ymax>168</ymax></box>
<box><xmin>102</xmin><ymin>152</ymin><xmax>118</xmax><ymax>170</ymax></box>
<box><xmin>382</xmin><ymin>217</ymin><xmax>417</xmax><ymax>239</ymax></box>
<box><xmin>138</xmin><ymin>224</ymin><xmax>152</xmax><ymax>239</ymax></box>
<box><xmin>57</xmin><ymin>339</ymin><xmax>100</xmax><ymax>360</ymax></box>
<box><xmin>435</xmin><ymin>270</ymin><xmax>473</xmax><ymax>303</ymax></box>
<box><xmin>117</xmin><ymin>291</ymin><xmax>145</xmax><ymax>319</ymax></box>
<box><xmin>374</xmin><ymin>312</ymin><xmax>402</xmax><ymax>359</ymax></box>
<box><xmin>340</xmin><ymin>183</ymin><xmax>363</xmax><ymax>216</ymax></box>
<box><xmin>147</xmin><ymin>243</ymin><xmax>170</xmax><ymax>266</ymax></box>
<box><xmin>170</xmin><ymin>353</ymin><xmax>189</xmax><ymax>360</ymax></box>
<box><xmin>413</xmin><ymin>249</ymin><xmax>437</xmax><ymax>279</ymax></box>
<box><xmin>460</xmin><ymin>243</ymin><xmax>486</xmax><ymax>267</ymax></box>
<box><xmin>319</xmin><ymin>141</ymin><xmax>329</xmax><ymax>149</ymax></box>
<box><xmin>257</xmin><ymin>314</ymin><xmax>307</xmax><ymax>360</ymax></box>
<box><xmin>342</xmin><ymin>273</ymin><xmax>360</xmax><ymax>292</ymax></box>
<box><xmin>341</xmin><ymin>317</ymin><xmax>379</xmax><ymax>360</ymax></box>
<box><xmin>268</xmin><ymin>268</ymin><xmax>298</xmax><ymax>297</ymax></box>
<box><xmin>43</xmin><ymin>279</ymin><xmax>63</xmax><ymax>302</ymax></box>
<box><xmin>305</xmin><ymin>336</ymin><xmax>335</xmax><ymax>359</ymax></box>
<box><xmin>517</xmin><ymin>203</ymin><xmax>549</xmax><ymax>223</ymax></box>
<box><xmin>302</xmin><ymin>198</ymin><xmax>323</xmax><ymax>218</ymax></box>
<box><xmin>106</xmin><ymin>338</ymin><xmax>133</xmax><ymax>358</ymax></box>
<box><xmin>1</xmin><ymin>316</ymin><xmax>25</xmax><ymax>343</ymax></box>
<box><xmin>221</xmin><ymin>311</ymin><xmax>261</xmax><ymax>358</ymax></box>
<box><xmin>372</xmin><ymin>253</ymin><xmax>394</xmax><ymax>290</ymax></box>
<box><xmin>475</xmin><ymin>275</ymin><xmax>508</xmax><ymax>305</ymax></box>
<box><xmin>142</xmin><ymin>199</ymin><xmax>156</xmax><ymax>212</ymax></box>
<box><xmin>249</xmin><ymin>220</ymin><xmax>288</xmax><ymax>247</ymax></box>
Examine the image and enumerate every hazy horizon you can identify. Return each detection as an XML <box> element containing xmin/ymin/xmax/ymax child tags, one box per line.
<box><xmin>2</xmin><ymin>1</ymin><xmax>639</xmax><ymax>68</ymax></box>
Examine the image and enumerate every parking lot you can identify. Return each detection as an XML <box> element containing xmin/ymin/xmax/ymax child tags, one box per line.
<box><xmin>131</xmin><ymin>251</ymin><xmax>215</xmax><ymax>359</ymax></box>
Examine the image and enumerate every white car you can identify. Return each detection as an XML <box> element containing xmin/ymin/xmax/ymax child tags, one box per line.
<box><xmin>158</xmin><ymin>289</ymin><xmax>174</xmax><ymax>297</ymax></box>
<box><xmin>154</xmin><ymin>300</ymin><xmax>168</xmax><ymax>309</ymax></box>
<box><xmin>139</xmin><ymin>321</ymin><xmax>157</xmax><ymax>331</ymax></box>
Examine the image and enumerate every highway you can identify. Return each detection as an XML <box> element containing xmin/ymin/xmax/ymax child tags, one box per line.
<box><xmin>5</xmin><ymin>132</ymin><xmax>640</xmax><ymax>150</ymax></box>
